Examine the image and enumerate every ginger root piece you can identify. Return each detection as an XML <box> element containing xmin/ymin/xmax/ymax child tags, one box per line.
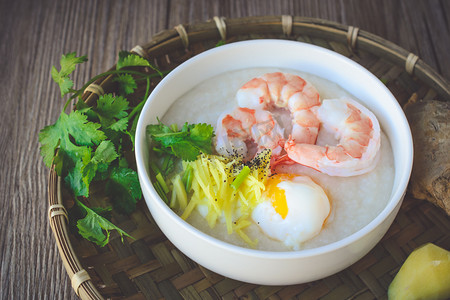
<box><xmin>403</xmin><ymin>95</ymin><xmax>449</xmax><ymax>215</ymax></box>
<box><xmin>388</xmin><ymin>243</ymin><xmax>450</xmax><ymax>300</ymax></box>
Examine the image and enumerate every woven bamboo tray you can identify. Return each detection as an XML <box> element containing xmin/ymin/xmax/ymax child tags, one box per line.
<box><xmin>47</xmin><ymin>16</ymin><xmax>450</xmax><ymax>300</ymax></box>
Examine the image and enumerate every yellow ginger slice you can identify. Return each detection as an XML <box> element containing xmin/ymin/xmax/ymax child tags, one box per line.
<box><xmin>180</xmin><ymin>150</ymin><xmax>271</xmax><ymax>246</ymax></box>
<box><xmin>388</xmin><ymin>243</ymin><xmax>450</xmax><ymax>300</ymax></box>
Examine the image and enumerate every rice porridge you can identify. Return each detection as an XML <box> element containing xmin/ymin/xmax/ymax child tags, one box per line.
<box><xmin>161</xmin><ymin>67</ymin><xmax>395</xmax><ymax>251</ymax></box>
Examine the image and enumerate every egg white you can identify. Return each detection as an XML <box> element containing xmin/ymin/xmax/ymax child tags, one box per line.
<box><xmin>252</xmin><ymin>175</ymin><xmax>330</xmax><ymax>250</ymax></box>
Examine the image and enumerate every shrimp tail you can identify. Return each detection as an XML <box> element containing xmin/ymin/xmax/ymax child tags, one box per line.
<box><xmin>270</xmin><ymin>150</ymin><xmax>296</xmax><ymax>172</ymax></box>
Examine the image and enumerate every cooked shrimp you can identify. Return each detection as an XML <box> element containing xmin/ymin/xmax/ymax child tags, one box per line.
<box><xmin>284</xmin><ymin>97</ymin><xmax>381</xmax><ymax>176</ymax></box>
<box><xmin>236</xmin><ymin>72</ymin><xmax>321</xmax><ymax>145</ymax></box>
<box><xmin>215</xmin><ymin>107</ymin><xmax>284</xmax><ymax>159</ymax></box>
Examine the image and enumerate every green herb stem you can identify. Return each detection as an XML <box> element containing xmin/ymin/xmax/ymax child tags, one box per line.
<box><xmin>161</xmin><ymin>155</ymin><xmax>172</xmax><ymax>174</ymax></box>
<box><xmin>156</xmin><ymin>173</ymin><xmax>169</xmax><ymax>194</ymax></box>
<box><xmin>153</xmin><ymin>181</ymin><xmax>169</xmax><ymax>203</ymax></box>
<box><xmin>182</xmin><ymin>165</ymin><xmax>193</xmax><ymax>191</ymax></box>
<box><xmin>128</xmin><ymin>98</ymin><xmax>145</xmax><ymax>121</ymax></box>
<box><xmin>230</xmin><ymin>166</ymin><xmax>251</xmax><ymax>190</ymax></box>
<box><xmin>143</xmin><ymin>77</ymin><xmax>151</xmax><ymax>102</ymax></box>
<box><xmin>150</xmin><ymin>161</ymin><xmax>162</xmax><ymax>175</ymax></box>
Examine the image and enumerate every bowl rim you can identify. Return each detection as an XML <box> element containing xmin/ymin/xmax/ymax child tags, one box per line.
<box><xmin>135</xmin><ymin>39</ymin><xmax>413</xmax><ymax>259</ymax></box>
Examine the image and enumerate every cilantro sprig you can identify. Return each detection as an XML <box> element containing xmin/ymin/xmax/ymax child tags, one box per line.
<box><xmin>146</xmin><ymin>119</ymin><xmax>215</xmax><ymax>202</ymax></box>
<box><xmin>51</xmin><ymin>52</ymin><xmax>88</xmax><ymax>97</ymax></box>
<box><xmin>40</xmin><ymin>51</ymin><xmax>165</xmax><ymax>247</ymax></box>
<box><xmin>147</xmin><ymin>120</ymin><xmax>215</xmax><ymax>161</ymax></box>
<box><xmin>76</xmin><ymin>200</ymin><xmax>132</xmax><ymax>247</ymax></box>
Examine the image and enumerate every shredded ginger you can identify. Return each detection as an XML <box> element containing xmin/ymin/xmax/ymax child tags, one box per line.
<box><xmin>180</xmin><ymin>150</ymin><xmax>271</xmax><ymax>247</ymax></box>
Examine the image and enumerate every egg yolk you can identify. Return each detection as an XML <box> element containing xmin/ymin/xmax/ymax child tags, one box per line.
<box><xmin>265</xmin><ymin>174</ymin><xmax>296</xmax><ymax>219</ymax></box>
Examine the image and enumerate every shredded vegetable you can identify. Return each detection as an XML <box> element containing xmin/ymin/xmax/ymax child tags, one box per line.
<box><xmin>178</xmin><ymin>150</ymin><xmax>271</xmax><ymax>247</ymax></box>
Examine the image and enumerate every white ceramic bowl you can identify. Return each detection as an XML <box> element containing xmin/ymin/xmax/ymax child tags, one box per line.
<box><xmin>135</xmin><ymin>40</ymin><xmax>413</xmax><ymax>285</ymax></box>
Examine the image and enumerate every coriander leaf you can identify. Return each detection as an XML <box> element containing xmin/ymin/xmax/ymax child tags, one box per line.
<box><xmin>53</xmin><ymin>147</ymin><xmax>69</xmax><ymax>176</ymax></box>
<box><xmin>75</xmin><ymin>99</ymin><xmax>97</xmax><ymax>120</ymax></box>
<box><xmin>187</xmin><ymin>123</ymin><xmax>215</xmax><ymax>154</ymax></box>
<box><xmin>117</xmin><ymin>51</ymin><xmax>150</xmax><ymax>70</ymax></box>
<box><xmin>146</xmin><ymin>120</ymin><xmax>174</xmax><ymax>136</ymax></box>
<box><xmin>91</xmin><ymin>206</ymin><xmax>113</xmax><ymax>221</ymax></box>
<box><xmin>106</xmin><ymin>167</ymin><xmax>142</xmax><ymax>214</ymax></box>
<box><xmin>110</xmin><ymin>117</ymin><xmax>129</xmax><ymax>132</ymax></box>
<box><xmin>93</xmin><ymin>162</ymin><xmax>110</xmax><ymax>181</ymax></box>
<box><xmin>51</xmin><ymin>67</ymin><xmax>74</xmax><ymax>97</ymax></box>
<box><xmin>64</xmin><ymin>148</ymin><xmax>92</xmax><ymax>198</ymax></box>
<box><xmin>65</xmin><ymin>159</ymin><xmax>89</xmax><ymax>197</ymax></box>
<box><xmin>146</xmin><ymin>121</ymin><xmax>215</xmax><ymax>161</ymax></box>
<box><xmin>151</xmin><ymin>131</ymin><xmax>187</xmax><ymax>147</ymax></box>
<box><xmin>113</xmin><ymin>74</ymin><xmax>137</xmax><ymax>95</ymax></box>
<box><xmin>147</xmin><ymin>123</ymin><xmax>187</xmax><ymax>155</ymax></box>
<box><xmin>92</xmin><ymin>140</ymin><xmax>119</xmax><ymax>164</ymax></box>
<box><xmin>39</xmin><ymin>111</ymin><xmax>105</xmax><ymax>169</ymax></box>
<box><xmin>51</xmin><ymin>52</ymin><xmax>88</xmax><ymax>97</ymax></box>
<box><xmin>170</xmin><ymin>140</ymin><xmax>199</xmax><ymax>161</ymax></box>
<box><xmin>76</xmin><ymin>200</ymin><xmax>132</xmax><ymax>247</ymax></box>
<box><xmin>81</xmin><ymin>140</ymin><xmax>119</xmax><ymax>191</ymax></box>
<box><xmin>59</xmin><ymin>52</ymin><xmax>88</xmax><ymax>77</ymax></box>
<box><xmin>92</xmin><ymin>94</ymin><xmax>129</xmax><ymax>130</ymax></box>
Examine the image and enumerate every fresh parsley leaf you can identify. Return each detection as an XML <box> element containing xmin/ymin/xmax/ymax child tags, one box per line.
<box><xmin>93</xmin><ymin>162</ymin><xmax>110</xmax><ymax>181</ymax></box>
<box><xmin>92</xmin><ymin>140</ymin><xmax>119</xmax><ymax>164</ymax></box>
<box><xmin>76</xmin><ymin>200</ymin><xmax>132</xmax><ymax>247</ymax></box>
<box><xmin>186</xmin><ymin>123</ymin><xmax>215</xmax><ymax>154</ymax></box>
<box><xmin>91</xmin><ymin>206</ymin><xmax>113</xmax><ymax>221</ymax></box>
<box><xmin>82</xmin><ymin>140</ymin><xmax>119</xmax><ymax>190</ymax></box>
<box><xmin>170</xmin><ymin>141</ymin><xmax>199</xmax><ymax>161</ymax></box>
<box><xmin>59</xmin><ymin>52</ymin><xmax>89</xmax><ymax>77</ymax></box>
<box><xmin>52</xmin><ymin>147</ymin><xmax>72</xmax><ymax>177</ymax></box>
<box><xmin>75</xmin><ymin>99</ymin><xmax>97</xmax><ymax>120</ymax></box>
<box><xmin>117</xmin><ymin>51</ymin><xmax>163</xmax><ymax>77</ymax></box>
<box><xmin>51</xmin><ymin>70</ymin><xmax>74</xmax><ymax>97</ymax></box>
<box><xmin>146</xmin><ymin>121</ymin><xmax>215</xmax><ymax>161</ymax></box>
<box><xmin>117</xmin><ymin>51</ymin><xmax>150</xmax><ymax>70</ymax></box>
<box><xmin>65</xmin><ymin>159</ymin><xmax>90</xmax><ymax>197</ymax></box>
<box><xmin>147</xmin><ymin>120</ymin><xmax>175</xmax><ymax>136</ymax></box>
<box><xmin>92</xmin><ymin>94</ymin><xmax>129</xmax><ymax>131</ymax></box>
<box><xmin>41</xmin><ymin>50</ymin><xmax>167</xmax><ymax>247</ymax></box>
<box><xmin>74</xmin><ymin>99</ymin><xmax>91</xmax><ymax>113</ymax></box>
<box><xmin>110</xmin><ymin>117</ymin><xmax>129</xmax><ymax>132</ymax></box>
<box><xmin>113</xmin><ymin>74</ymin><xmax>138</xmax><ymax>95</ymax></box>
<box><xmin>106</xmin><ymin>166</ymin><xmax>142</xmax><ymax>214</ymax></box>
<box><xmin>39</xmin><ymin>111</ymin><xmax>105</xmax><ymax>170</ymax></box>
<box><xmin>65</xmin><ymin>140</ymin><xmax>118</xmax><ymax>198</ymax></box>
<box><xmin>51</xmin><ymin>52</ymin><xmax>87</xmax><ymax>97</ymax></box>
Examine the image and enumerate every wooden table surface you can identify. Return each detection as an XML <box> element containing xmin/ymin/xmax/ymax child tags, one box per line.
<box><xmin>1</xmin><ymin>0</ymin><xmax>449</xmax><ymax>299</ymax></box>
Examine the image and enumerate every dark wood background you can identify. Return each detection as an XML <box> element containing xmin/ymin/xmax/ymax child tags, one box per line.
<box><xmin>1</xmin><ymin>0</ymin><xmax>449</xmax><ymax>299</ymax></box>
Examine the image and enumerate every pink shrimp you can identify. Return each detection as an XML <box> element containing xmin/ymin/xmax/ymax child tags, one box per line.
<box><xmin>215</xmin><ymin>107</ymin><xmax>284</xmax><ymax>159</ymax></box>
<box><xmin>236</xmin><ymin>72</ymin><xmax>321</xmax><ymax>145</ymax></box>
<box><xmin>284</xmin><ymin>97</ymin><xmax>381</xmax><ymax>176</ymax></box>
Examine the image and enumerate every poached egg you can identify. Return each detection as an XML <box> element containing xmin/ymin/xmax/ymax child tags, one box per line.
<box><xmin>252</xmin><ymin>174</ymin><xmax>331</xmax><ymax>249</ymax></box>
